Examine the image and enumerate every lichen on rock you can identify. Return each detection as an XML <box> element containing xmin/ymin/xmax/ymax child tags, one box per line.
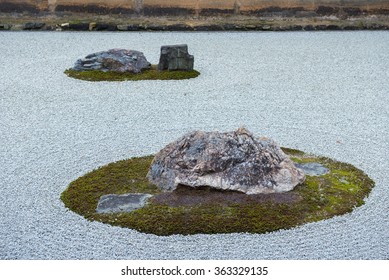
<box><xmin>147</xmin><ymin>128</ymin><xmax>305</xmax><ymax>194</ymax></box>
<box><xmin>71</xmin><ymin>48</ymin><xmax>151</xmax><ymax>73</ymax></box>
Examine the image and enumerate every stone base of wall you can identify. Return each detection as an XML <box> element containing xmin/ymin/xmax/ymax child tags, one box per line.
<box><xmin>1</xmin><ymin>1</ymin><xmax>389</xmax><ymax>16</ymax></box>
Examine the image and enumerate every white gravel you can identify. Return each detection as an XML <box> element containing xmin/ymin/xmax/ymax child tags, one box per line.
<box><xmin>0</xmin><ymin>31</ymin><xmax>388</xmax><ymax>259</ymax></box>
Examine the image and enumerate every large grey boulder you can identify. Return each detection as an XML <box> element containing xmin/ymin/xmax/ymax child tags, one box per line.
<box><xmin>147</xmin><ymin>128</ymin><xmax>305</xmax><ymax>194</ymax></box>
<box><xmin>158</xmin><ymin>44</ymin><xmax>194</xmax><ymax>71</ymax></box>
<box><xmin>72</xmin><ymin>49</ymin><xmax>151</xmax><ymax>73</ymax></box>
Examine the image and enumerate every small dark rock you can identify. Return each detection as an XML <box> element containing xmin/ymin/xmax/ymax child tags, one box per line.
<box><xmin>274</xmin><ymin>25</ymin><xmax>289</xmax><ymax>31</ymax></box>
<box><xmin>43</xmin><ymin>25</ymin><xmax>56</xmax><ymax>31</ymax></box>
<box><xmin>221</xmin><ymin>23</ymin><xmax>239</xmax><ymax>30</ymax></box>
<box><xmin>316</xmin><ymin>6</ymin><xmax>338</xmax><ymax>16</ymax></box>
<box><xmin>343</xmin><ymin>25</ymin><xmax>360</xmax><ymax>30</ymax></box>
<box><xmin>0</xmin><ymin>24</ymin><xmax>11</xmax><ymax>30</ymax></box>
<box><xmin>194</xmin><ymin>25</ymin><xmax>224</xmax><ymax>31</ymax></box>
<box><xmin>369</xmin><ymin>24</ymin><xmax>385</xmax><ymax>30</ymax></box>
<box><xmin>303</xmin><ymin>25</ymin><xmax>315</xmax><ymax>31</ymax></box>
<box><xmin>166</xmin><ymin>24</ymin><xmax>194</xmax><ymax>31</ymax></box>
<box><xmin>158</xmin><ymin>44</ymin><xmax>194</xmax><ymax>71</ymax></box>
<box><xmin>23</xmin><ymin>22</ymin><xmax>45</xmax><ymax>30</ymax></box>
<box><xmin>326</xmin><ymin>25</ymin><xmax>342</xmax><ymax>30</ymax></box>
<box><xmin>315</xmin><ymin>25</ymin><xmax>328</xmax><ymax>31</ymax></box>
<box><xmin>290</xmin><ymin>25</ymin><xmax>303</xmax><ymax>31</ymax></box>
<box><xmin>68</xmin><ymin>23</ymin><xmax>89</xmax><ymax>31</ymax></box>
<box><xmin>127</xmin><ymin>24</ymin><xmax>142</xmax><ymax>31</ymax></box>
<box><xmin>95</xmin><ymin>23</ymin><xmax>117</xmax><ymax>31</ymax></box>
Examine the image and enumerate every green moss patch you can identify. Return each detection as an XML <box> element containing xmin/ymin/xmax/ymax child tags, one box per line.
<box><xmin>64</xmin><ymin>65</ymin><xmax>200</xmax><ymax>82</ymax></box>
<box><xmin>61</xmin><ymin>148</ymin><xmax>374</xmax><ymax>235</ymax></box>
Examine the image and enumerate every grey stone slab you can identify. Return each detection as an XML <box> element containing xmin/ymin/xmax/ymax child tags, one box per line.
<box><xmin>96</xmin><ymin>193</ymin><xmax>153</xmax><ymax>214</ymax></box>
<box><xmin>295</xmin><ymin>162</ymin><xmax>329</xmax><ymax>176</ymax></box>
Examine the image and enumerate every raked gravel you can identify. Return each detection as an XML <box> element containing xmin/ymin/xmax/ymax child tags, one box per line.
<box><xmin>0</xmin><ymin>31</ymin><xmax>388</xmax><ymax>259</ymax></box>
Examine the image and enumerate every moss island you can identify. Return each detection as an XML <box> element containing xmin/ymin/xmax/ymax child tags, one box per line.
<box><xmin>65</xmin><ymin>65</ymin><xmax>200</xmax><ymax>82</ymax></box>
<box><xmin>61</xmin><ymin>148</ymin><xmax>374</xmax><ymax>235</ymax></box>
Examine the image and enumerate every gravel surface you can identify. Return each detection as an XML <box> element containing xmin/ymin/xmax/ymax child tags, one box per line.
<box><xmin>0</xmin><ymin>31</ymin><xmax>388</xmax><ymax>259</ymax></box>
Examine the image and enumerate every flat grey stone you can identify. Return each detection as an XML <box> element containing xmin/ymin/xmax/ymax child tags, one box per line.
<box><xmin>295</xmin><ymin>162</ymin><xmax>329</xmax><ymax>176</ymax></box>
<box><xmin>96</xmin><ymin>193</ymin><xmax>153</xmax><ymax>214</ymax></box>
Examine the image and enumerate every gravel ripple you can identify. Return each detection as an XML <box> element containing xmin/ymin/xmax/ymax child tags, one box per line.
<box><xmin>0</xmin><ymin>31</ymin><xmax>388</xmax><ymax>259</ymax></box>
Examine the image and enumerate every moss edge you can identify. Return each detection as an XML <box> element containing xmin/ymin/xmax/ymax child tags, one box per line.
<box><xmin>61</xmin><ymin>148</ymin><xmax>374</xmax><ymax>235</ymax></box>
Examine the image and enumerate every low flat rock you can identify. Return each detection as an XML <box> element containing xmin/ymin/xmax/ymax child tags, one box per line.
<box><xmin>295</xmin><ymin>162</ymin><xmax>329</xmax><ymax>176</ymax></box>
<box><xmin>71</xmin><ymin>49</ymin><xmax>151</xmax><ymax>73</ymax></box>
<box><xmin>147</xmin><ymin>128</ymin><xmax>305</xmax><ymax>194</ymax></box>
<box><xmin>96</xmin><ymin>193</ymin><xmax>152</xmax><ymax>214</ymax></box>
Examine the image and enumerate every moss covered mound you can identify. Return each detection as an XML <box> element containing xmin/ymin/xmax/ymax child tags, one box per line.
<box><xmin>64</xmin><ymin>65</ymin><xmax>200</xmax><ymax>81</ymax></box>
<box><xmin>61</xmin><ymin>148</ymin><xmax>374</xmax><ymax>235</ymax></box>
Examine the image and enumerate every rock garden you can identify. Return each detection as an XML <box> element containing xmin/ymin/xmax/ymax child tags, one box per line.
<box><xmin>65</xmin><ymin>44</ymin><xmax>200</xmax><ymax>81</ymax></box>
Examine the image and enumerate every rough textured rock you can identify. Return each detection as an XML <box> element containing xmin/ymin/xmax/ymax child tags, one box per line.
<box><xmin>23</xmin><ymin>22</ymin><xmax>45</xmax><ymax>30</ymax></box>
<box><xmin>96</xmin><ymin>193</ymin><xmax>152</xmax><ymax>213</ymax></box>
<box><xmin>147</xmin><ymin>128</ymin><xmax>305</xmax><ymax>194</ymax></box>
<box><xmin>0</xmin><ymin>24</ymin><xmax>12</xmax><ymax>30</ymax></box>
<box><xmin>158</xmin><ymin>44</ymin><xmax>194</xmax><ymax>71</ymax></box>
<box><xmin>72</xmin><ymin>49</ymin><xmax>151</xmax><ymax>73</ymax></box>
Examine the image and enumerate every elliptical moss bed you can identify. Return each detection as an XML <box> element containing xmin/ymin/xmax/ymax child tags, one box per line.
<box><xmin>61</xmin><ymin>148</ymin><xmax>374</xmax><ymax>235</ymax></box>
<box><xmin>64</xmin><ymin>65</ymin><xmax>200</xmax><ymax>82</ymax></box>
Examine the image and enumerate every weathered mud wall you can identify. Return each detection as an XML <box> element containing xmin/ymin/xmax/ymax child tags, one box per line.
<box><xmin>0</xmin><ymin>0</ymin><xmax>49</xmax><ymax>12</ymax></box>
<box><xmin>1</xmin><ymin>0</ymin><xmax>388</xmax><ymax>15</ymax></box>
